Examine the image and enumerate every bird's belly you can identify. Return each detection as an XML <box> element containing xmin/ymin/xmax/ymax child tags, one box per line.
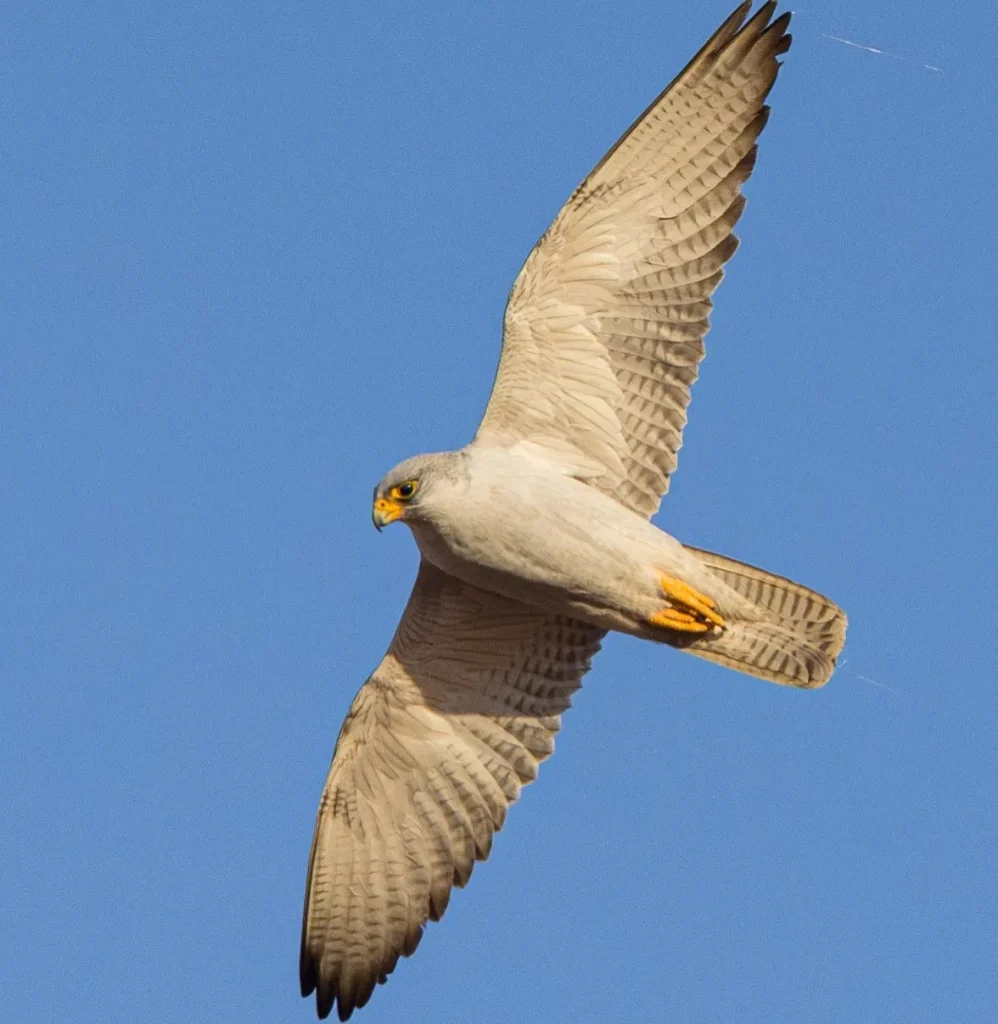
<box><xmin>410</xmin><ymin>477</ymin><xmax>697</xmax><ymax>633</ymax></box>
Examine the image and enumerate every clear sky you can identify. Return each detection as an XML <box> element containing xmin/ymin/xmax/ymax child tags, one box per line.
<box><xmin>4</xmin><ymin>2</ymin><xmax>997</xmax><ymax>1022</ymax></box>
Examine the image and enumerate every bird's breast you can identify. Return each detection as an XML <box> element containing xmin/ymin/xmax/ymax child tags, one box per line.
<box><xmin>409</xmin><ymin>460</ymin><xmax>683</xmax><ymax>622</ymax></box>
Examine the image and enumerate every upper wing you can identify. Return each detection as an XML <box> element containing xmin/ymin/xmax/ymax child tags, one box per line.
<box><xmin>300</xmin><ymin>560</ymin><xmax>604</xmax><ymax>1020</ymax></box>
<box><xmin>475</xmin><ymin>2</ymin><xmax>791</xmax><ymax>516</ymax></box>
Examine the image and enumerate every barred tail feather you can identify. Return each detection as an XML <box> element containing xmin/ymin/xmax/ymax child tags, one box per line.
<box><xmin>683</xmin><ymin>545</ymin><xmax>847</xmax><ymax>689</ymax></box>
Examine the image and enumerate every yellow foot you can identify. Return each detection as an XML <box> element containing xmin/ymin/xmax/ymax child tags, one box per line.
<box><xmin>649</xmin><ymin>607</ymin><xmax>711</xmax><ymax>633</ymax></box>
<box><xmin>649</xmin><ymin>574</ymin><xmax>726</xmax><ymax>634</ymax></box>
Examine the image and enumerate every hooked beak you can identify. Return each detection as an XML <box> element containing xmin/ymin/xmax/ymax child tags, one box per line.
<box><xmin>372</xmin><ymin>496</ymin><xmax>403</xmax><ymax>531</ymax></box>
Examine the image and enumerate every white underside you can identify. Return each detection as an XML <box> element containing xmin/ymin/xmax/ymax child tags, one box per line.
<box><xmin>407</xmin><ymin>443</ymin><xmax>750</xmax><ymax>636</ymax></box>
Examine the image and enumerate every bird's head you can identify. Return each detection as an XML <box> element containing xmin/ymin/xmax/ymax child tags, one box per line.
<box><xmin>372</xmin><ymin>452</ymin><xmax>458</xmax><ymax>531</ymax></box>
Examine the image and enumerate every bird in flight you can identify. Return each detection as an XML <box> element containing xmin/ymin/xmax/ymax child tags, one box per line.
<box><xmin>300</xmin><ymin>3</ymin><xmax>846</xmax><ymax>1018</ymax></box>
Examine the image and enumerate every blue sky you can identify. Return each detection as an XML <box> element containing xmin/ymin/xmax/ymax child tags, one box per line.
<box><xmin>3</xmin><ymin>2</ymin><xmax>997</xmax><ymax>1021</ymax></box>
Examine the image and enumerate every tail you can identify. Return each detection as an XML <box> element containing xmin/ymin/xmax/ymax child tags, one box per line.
<box><xmin>682</xmin><ymin>546</ymin><xmax>847</xmax><ymax>690</ymax></box>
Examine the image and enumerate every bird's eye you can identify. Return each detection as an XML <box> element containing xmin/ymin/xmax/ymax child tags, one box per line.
<box><xmin>393</xmin><ymin>480</ymin><xmax>418</xmax><ymax>501</ymax></box>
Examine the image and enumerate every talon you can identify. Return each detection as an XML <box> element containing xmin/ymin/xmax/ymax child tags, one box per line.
<box><xmin>652</xmin><ymin>573</ymin><xmax>726</xmax><ymax>632</ymax></box>
<box><xmin>649</xmin><ymin>607</ymin><xmax>711</xmax><ymax>634</ymax></box>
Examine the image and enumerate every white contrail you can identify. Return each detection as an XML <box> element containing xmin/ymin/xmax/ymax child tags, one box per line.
<box><xmin>823</xmin><ymin>33</ymin><xmax>942</xmax><ymax>73</ymax></box>
<box><xmin>854</xmin><ymin>672</ymin><xmax>912</xmax><ymax>700</ymax></box>
<box><xmin>838</xmin><ymin>658</ymin><xmax>913</xmax><ymax>700</ymax></box>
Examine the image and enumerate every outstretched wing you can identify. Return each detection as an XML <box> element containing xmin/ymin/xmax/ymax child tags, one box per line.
<box><xmin>475</xmin><ymin>2</ymin><xmax>791</xmax><ymax>516</ymax></box>
<box><xmin>300</xmin><ymin>560</ymin><xmax>604</xmax><ymax>1020</ymax></box>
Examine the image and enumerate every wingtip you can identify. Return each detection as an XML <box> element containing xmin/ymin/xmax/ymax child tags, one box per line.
<box><xmin>727</xmin><ymin>1</ymin><xmax>755</xmax><ymax>28</ymax></box>
<box><xmin>315</xmin><ymin>985</ymin><xmax>334</xmax><ymax>1020</ymax></box>
<box><xmin>300</xmin><ymin>943</ymin><xmax>316</xmax><ymax>997</ymax></box>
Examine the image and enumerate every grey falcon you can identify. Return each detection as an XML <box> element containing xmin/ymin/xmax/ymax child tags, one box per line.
<box><xmin>300</xmin><ymin>3</ymin><xmax>846</xmax><ymax>1018</ymax></box>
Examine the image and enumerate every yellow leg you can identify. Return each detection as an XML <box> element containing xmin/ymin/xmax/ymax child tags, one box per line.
<box><xmin>650</xmin><ymin>574</ymin><xmax>726</xmax><ymax>633</ymax></box>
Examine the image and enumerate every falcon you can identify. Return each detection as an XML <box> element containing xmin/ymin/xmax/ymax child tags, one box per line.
<box><xmin>300</xmin><ymin>3</ymin><xmax>846</xmax><ymax>1018</ymax></box>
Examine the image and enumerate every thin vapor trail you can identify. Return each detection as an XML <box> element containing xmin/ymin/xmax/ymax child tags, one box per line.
<box><xmin>823</xmin><ymin>33</ymin><xmax>942</xmax><ymax>73</ymax></box>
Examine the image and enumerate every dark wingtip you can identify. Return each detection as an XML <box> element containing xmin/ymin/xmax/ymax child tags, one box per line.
<box><xmin>315</xmin><ymin>987</ymin><xmax>334</xmax><ymax>1020</ymax></box>
<box><xmin>300</xmin><ymin>953</ymin><xmax>316</xmax><ymax>999</ymax></box>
